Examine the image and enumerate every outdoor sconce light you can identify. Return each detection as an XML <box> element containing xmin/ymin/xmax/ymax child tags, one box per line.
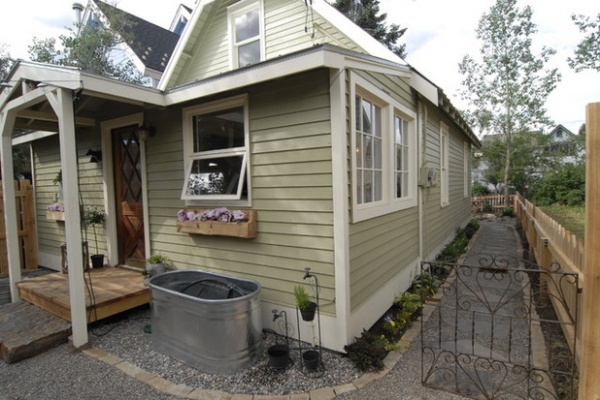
<box><xmin>138</xmin><ymin>121</ymin><xmax>155</xmax><ymax>141</ymax></box>
<box><xmin>86</xmin><ymin>149</ymin><xmax>102</xmax><ymax>163</ymax></box>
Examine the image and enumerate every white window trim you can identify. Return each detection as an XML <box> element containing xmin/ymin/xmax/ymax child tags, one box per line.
<box><xmin>463</xmin><ymin>141</ymin><xmax>469</xmax><ymax>198</ymax></box>
<box><xmin>181</xmin><ymin>94</ymin><xmax>251</xmax><ymax>206</ymax></box>
<box><xmin>350</xmin><ymin>72</ymin><xmax>417</xmax><ymax>223</ymax></box>
<box><xmin>227</xmin><ymin>0</ymin><xmax>265</xmax><ymax>69</ymax></box>
<box><xmin>440</xmin><ymin>122</ymin><xmax>450</xmax><ymax>207</ymax></box>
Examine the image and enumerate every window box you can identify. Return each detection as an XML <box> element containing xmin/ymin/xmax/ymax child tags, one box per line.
<box><xmin>177</xmin><ymin>209</ymin><xmax>257</xmax><ymax>239</ymax></box>
<box><xmin>46</xmin><ymin>211</ymin><xmax>66</xmax><ymax>221</ymax></box>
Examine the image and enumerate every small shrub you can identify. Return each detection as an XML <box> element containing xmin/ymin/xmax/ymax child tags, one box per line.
<box><xmin>502</xmin><ymin>207</ymin><xmax>514</xmax><ymax>217</ymax></box>
<box><xmin>472</xmin><ymin>183</ymin><xmax>491</xmax><ymax>196</ymax></box>
<box><xmin>411</xmin><ymin>272</ymin><xmax>441</xmax><ymax>298</ymax></box>
<box><xmin>464</xmin><ymin>219</ymin><xmax>480</xmax><ymax>239</ymax></box>
<box><xmin>344</xmin><ymin>329</ymin><xmax>387</xmax><ymax>372</ymax></box>
<box><xmin>482</xmin><ymin>202</ymin><xmax>494</xmax><ymax>213</ymax></box>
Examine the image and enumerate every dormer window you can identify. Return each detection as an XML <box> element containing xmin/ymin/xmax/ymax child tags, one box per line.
<box><xmin>228</xmin><ymin>0</ymin><xmax>264</xmax><ymax>68</ymax></box>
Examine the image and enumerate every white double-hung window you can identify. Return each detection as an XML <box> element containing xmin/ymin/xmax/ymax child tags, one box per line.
<box><xmin>182</xmin><ymin>96</ymin><xmax>249</xmax><ymax>204</ymax></box>
<box><xmin>228</xmin><ymin>0</ymin><xmax>264</xmax><ymax>68</ymax></box>
<box><xmin>351</xmin><ymin>73</ymin><xmax>417</xmax><ymax>222</ymax></box>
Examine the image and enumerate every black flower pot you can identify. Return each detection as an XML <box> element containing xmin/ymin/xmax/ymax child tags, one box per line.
<box><xmin>91</xmin><ymin>254</ymin><xmax>104</xmax><ymax>268</ymax></box>
<box><xmin>267</xmin><ymin>344</ymin><xmax>290</xmax><ymax>370</ymax></box>
<box><xmin>302</xmin><ymin>350</ymin><xmax>320</xmax><ymax>370</ymax></box>
<box><xmin>300</xmin><ymin>301</ymin><xmax>317</xmax><ymax>321</ymax></box>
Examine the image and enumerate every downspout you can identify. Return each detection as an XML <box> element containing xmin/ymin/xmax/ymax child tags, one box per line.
<box><xmin>417</xmin><ymin>96</ymin><xmax>428</xmax><ymax>261</ymax></box>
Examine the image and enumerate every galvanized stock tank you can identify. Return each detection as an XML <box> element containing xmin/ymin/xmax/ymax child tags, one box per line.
<box><xmin>149</xmin><ymin>270</ymin><xmax>262</xmax><ymax>373</ymax></box>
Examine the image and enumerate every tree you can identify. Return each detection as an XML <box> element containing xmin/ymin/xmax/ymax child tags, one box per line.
<box><xmin>331</xmin><ymin>0</ymin><xmax>407</xmax><ymax>59</ymax></box>
<box><xmin>0</xmin><ymin>44</ymin><xmax>13</xmax><ymax>81</ymax></box>
<box><xmin>458</xmin><ymin>0</ymin><xmax>561</xmax><ymax>204</ymax></box>
<box><xmin>568</xmin><ymin>13</ymin><xmax>600</xmax><ymax>72</ymax></box>
<box><xmin>28</xmin><ymin>3</ymin><xmax>142</xmax><ymax>83</ymax></box>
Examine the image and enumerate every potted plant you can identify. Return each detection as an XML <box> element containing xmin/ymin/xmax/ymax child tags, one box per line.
<box><xmin>146</xmin><ymin>254</ymin><xmax>169</xmax><ymax>277</ymax></box>
<box><xmin>84</xmin><ymin>206</ymin><xmax>106</xmax><ymax>268</ymax></box>
<box><xmin>294</xmin><ymin>285</ymin><xmax>317</xmax><ymax>321</ymax></box>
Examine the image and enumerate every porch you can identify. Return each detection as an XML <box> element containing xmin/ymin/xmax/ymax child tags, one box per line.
<box><xmin>16</xmin><ymin>267</ymin><xmax>149</xmax><ymax>323</ymax></box>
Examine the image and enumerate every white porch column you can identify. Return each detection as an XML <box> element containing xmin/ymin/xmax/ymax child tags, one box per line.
<box><xmin>48</xmin><ymin>88</ymin><xmax>89</xmax><ymax>347</ymax></box>
<box><xmin>0</xmin><ymin>110</ymin><xmax>22</xmax><ymax>302</ymax></box>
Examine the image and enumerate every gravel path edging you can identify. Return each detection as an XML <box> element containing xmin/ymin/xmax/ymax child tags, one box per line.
<box><xmin>81</xmin><ymin>306</ymin><xmax>435</xmax><ymax>400</ymax></box>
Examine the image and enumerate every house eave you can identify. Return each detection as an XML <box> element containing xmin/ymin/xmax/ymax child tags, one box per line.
<box><xmin>164</xmin><ymin>44</ymin><xmax>412</xmax><ymax>105</ymax></box>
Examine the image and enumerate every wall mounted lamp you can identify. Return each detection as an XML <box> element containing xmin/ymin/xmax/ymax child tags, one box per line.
<box><xmin>138</xmin><ymin>121</ymin><xmax>155</xmax><ymax>141</ymax></box>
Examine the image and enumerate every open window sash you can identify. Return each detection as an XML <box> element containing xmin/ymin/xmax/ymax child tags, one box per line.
<box><xmin>181</xmin><ymin>151</ymin><xmax>247</xmax><ymax>201</ymax></box>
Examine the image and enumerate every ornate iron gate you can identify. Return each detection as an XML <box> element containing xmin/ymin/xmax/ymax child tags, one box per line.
<box><xmin>421</xmin><ymin>254</ymin><xmax>579</xmax><ymax>399</ymax></box>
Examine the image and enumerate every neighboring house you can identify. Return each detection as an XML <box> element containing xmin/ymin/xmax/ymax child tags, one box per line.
<box><xmin>473</xmin><ymin>125</ymin><xmax>583</xmax><ymax>192</ymax></box>
<box><xmin>77</xmin><ymin>0</ymin><xmax>183</xmax><ymax>87</ymax></box>
<box><xmin>1</xmin><ymin>0</ymin><xmax>480</xmax><ymax>351</ymax></box>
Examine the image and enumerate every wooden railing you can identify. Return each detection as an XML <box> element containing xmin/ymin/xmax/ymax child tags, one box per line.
<box><xmin>471</xmin><ymin>194</ymin><xmax>515</xmax><ymax>213</ymax></box>
<box><xmin>0</xmin><ymin>180</ymin><xmax>38</xmax><ymax>276</ymax></box>
<box><xmin>514</xmin><ymin>193</ymin><xmax>583</xmax><ymax>363</ymax></box>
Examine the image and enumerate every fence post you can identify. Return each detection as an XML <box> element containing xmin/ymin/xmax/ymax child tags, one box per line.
<box><xmin>579</xmin><ymin>102</ymin><xmax>600</xmax><ymax>399</ymax></box>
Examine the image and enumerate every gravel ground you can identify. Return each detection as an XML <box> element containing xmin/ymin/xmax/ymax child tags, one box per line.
<box><xmin>90</xmin><ymin>305</ymin><xmax>362</xmax><ymax>396</ymax></box>
<box><xmin>0</xmin><ymin>343</ymin><xmax>182</xmax><ymax>400</ymax></box>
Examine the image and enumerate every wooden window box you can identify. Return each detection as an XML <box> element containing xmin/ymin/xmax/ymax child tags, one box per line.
<box><xmin>176</xmin><ymin>209</ymin><xmax>257</xmax><ymax>239</ymax></box>
<box><xmin>46</xmin><ymin>211</ymin><xmax>66</xmax><ymax>221</ymax></box>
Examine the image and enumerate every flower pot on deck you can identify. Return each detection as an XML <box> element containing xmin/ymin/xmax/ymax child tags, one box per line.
<box><xmin>91</xmin><ymin>254</ymin><xmax>104</xmax><ymax>268</ymax></box>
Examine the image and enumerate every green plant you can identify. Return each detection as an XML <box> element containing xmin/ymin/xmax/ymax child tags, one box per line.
<box><xmin>482</xmin><ymin>202</ymin><xmax>494</xmax><ymax>213</ymax></box>
<box><xmin>344</xmin><ymin>329</ymin><xmax>387</xmax><ymax>372</ymax></box>
<box><xmin>502</xmin><ymin>207</ymin><xmax>514</xmax><ymax>217</ymax></box>
<box><xmin>294</xmin><ymin>285</ymin><xmax>312</xmax><ymax>310</ymax></box>
<box><xmin>147</xmin><ymin>254</ymin><xmax>169</xmax><ymax>265</ymax></box>
<box><xmin>411</xmin><ymin>272</ymin><xmax>441</xmax><ymax>298</ymax></box>
<box><xmin>472</xmin><ymin>183</ymin><xmax>491</xmax><ymax>196</ymax></box>
<box><xmin>83</xmin><ymin>207</ymin><xmax>106</xmax><ymax>255</ymax></box>
<box><xmin>52</xmin><ymin>170</ymin><xmax>62</xmax><ymax>185</ymax></box>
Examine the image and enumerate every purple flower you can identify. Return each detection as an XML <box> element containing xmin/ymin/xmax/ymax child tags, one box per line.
<box><xmin>177</xmin><ymin>209</ymin><xmax>188</xmax><ymax>221</ymax></box>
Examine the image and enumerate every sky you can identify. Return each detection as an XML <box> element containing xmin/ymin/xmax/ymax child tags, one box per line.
<box><xmin>1</xmin><ymin>0</ymin><xmax>598</xmax><ymax>135</ymax></box>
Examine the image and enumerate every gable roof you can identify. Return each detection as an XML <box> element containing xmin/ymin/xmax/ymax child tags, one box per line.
<box><xmin>93</xmin><ymin>0</ymin><xmax>181</xmax><ymax>74</ymax></box>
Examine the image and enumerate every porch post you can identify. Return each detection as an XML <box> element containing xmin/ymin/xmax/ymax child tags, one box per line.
<box><xmin>0</xmin><ymin>110</ymin><xmax>22</xmax><ymax>302</ymax></box>
<box><xmin>50</xmin><ymin>88</ymin><xmax>89</xmax><ymax>347</ymax></box>
<box><xmin>579</xmin><ymin>102</ymin><xmax>600</xmax><ymax>399</ymax></box>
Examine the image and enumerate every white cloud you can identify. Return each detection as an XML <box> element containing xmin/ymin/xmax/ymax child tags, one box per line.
<box><xmin>380</xmin><ymin>0</ymin><xmax>600</xmax><ymax>134</ymax></box>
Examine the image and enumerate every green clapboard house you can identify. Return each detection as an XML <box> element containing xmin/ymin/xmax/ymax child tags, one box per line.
<box><xmin>1</xmin><ymin>0</ymin><xmax>480</xmax><ymax>351</ymax></box>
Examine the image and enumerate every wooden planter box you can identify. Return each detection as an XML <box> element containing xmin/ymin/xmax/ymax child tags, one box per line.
<box><xmin>46</xmin><ymin>211</ymin><xmax>66</xmax><ymax>221</ymax></box>
<box><xmin>176</xmin><ymin>209</ymin><xmax>257</xmax><ymax>239</ymax></box>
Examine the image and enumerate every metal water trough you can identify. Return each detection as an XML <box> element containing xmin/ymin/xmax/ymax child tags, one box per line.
<box><xmin>148</xmin><ymin>269</ymin><xmax>262</xmax><ymax>373</ymax></box>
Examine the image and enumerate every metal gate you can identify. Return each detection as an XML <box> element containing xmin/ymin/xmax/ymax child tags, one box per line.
<box><xmin>421</xmin><ymin>254</ymin><xmax>579</xmax><ymax>399</ymax></box>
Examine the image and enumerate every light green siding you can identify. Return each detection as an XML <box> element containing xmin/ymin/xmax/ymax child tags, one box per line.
<box><xmin>167</xmin><ymin>0</ymin><xmax>362</xmax><ymax>89</ymax></box>
<box><xmin>347</xmin><ymin>70</ymin><xmax>420</xmax><ymax>310</ymax></box>
<box><xmin>146</xmin><ymin>69</ymin><xmax>335</xmax><ymax>311</ymax></box>
<box><xmin>421</xmin><ymin>105</ymin><xmax>472</xmax><ymax>258</ymax></box>
<box><xmin>33</xmin><ymin>131</ymin><xmax>107</xmax><ymax>264</ymax></box>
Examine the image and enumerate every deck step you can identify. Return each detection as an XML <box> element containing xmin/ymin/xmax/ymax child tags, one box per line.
<box><xmin>0</xmin><ymin>302</ymin><xmax>71</xmax><ymax>363</ymax></box>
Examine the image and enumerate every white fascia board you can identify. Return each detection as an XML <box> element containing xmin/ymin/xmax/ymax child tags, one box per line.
<box><xmin>410</xmin><ymin>72</ymin><xmax>439</xmax><ymax>106</ymax></box>
<box><xmin>312</xmin><ymin>0</ymin><xmax>407</xmax><ymax>66</ymax></box>
<box><xmin>79</xmin><ymin>72</ymin><xmax>166</xmax><ymax>107</ymax></box>
<box><xmin>165</xmin><ymin>49</ymin><xmax>410</xmax><ymax>105</ymax></box>
<box><xmin>159</xmin><ymin>0</ymin><xmax>217</xmax><ymax>91</ymax></box>
<box><xmin>165</xmin><ymin>50</ymin><xmax>331</xmax><ymax>105</ymax></box>
<box><xmin>12</xmin><ymin>130</ymin><xmax>57</xmax><ymax>146</ymax></box>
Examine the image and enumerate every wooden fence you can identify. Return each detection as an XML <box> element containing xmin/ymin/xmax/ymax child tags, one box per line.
<box><xmin>471</xmin><ymin>194</ymin><xmax>515</xmax><ymax>213</ymax></box>
<box><xmin>513</xmin><ymin>193</ymin><xmax>583</xmax><ymax>363</ymax></box>
<box><xmin>0</xmin><ymin>180</ymin><xmax>38</xmax><ymax>276</ymax></box>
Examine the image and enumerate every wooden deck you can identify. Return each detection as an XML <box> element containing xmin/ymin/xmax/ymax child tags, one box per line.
<box><xmin>16</xmin><ymin>267</ymin><xmax>149</xmax><ymax>323</ymax></box>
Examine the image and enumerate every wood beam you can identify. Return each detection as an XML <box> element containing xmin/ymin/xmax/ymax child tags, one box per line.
<box><xmin>579</xmin><ymin>102</ymin><xmax>600</xmax><ymax>399</ymax></box>
<box><xmin>54</xmin><ymin>88</ymin><xmax>89</xmax><ymax>348</ymax></box>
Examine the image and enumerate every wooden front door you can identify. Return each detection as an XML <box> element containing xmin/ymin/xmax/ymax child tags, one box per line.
<box><xmin>113</xmin><ymin>125</ymin><xmax>145</xmax><ymax>267</ymax></box>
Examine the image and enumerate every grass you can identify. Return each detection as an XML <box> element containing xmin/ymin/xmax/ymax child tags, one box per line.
<box><xmin>539</xmin><ymin>204</ymin><xmax>585</xmax><ymax>242</ymax></box>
